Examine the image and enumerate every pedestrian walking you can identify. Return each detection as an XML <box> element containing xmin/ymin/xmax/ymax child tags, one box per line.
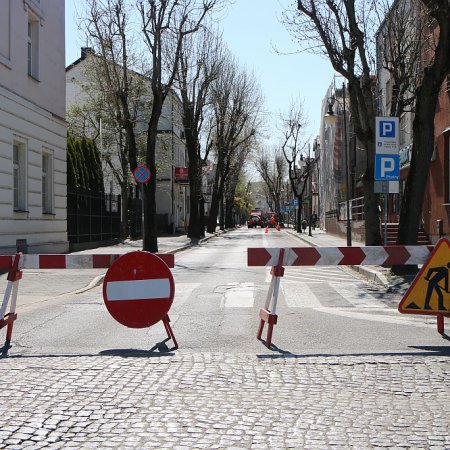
<box><xmin>310</xmin><ymin>212</ymin><xmax>317</xmax><ymax>230</ymax></box>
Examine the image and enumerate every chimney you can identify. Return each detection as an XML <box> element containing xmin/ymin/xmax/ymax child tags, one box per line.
<box><xmin>81</xmin><ymin>47</ymin><xmax>94</xmax><ymax>60</ymax></box>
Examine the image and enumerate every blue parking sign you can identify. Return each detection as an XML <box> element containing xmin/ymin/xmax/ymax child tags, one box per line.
<box><xmin>375</xmin><ymin>154</ymin><xmax>400</xmax><ymax>181</ymax></box>
<box><xmin>375</xmin><ymin>117</ymin><xmax>399</xmax><ymax>153</ymax></box>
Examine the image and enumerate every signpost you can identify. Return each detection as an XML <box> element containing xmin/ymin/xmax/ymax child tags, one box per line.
<box><xmin>132</xmin><ymin>165</ymin><xmax>151</xmax><ymax>241</ymax></box>
<box><xmin>103</xmin><ymin>251</ymin><xmax>175</xmax><ymax>329</ymax></box>
<box><xmin>374</xmin><ymin>117</ymin><xmax>400</xmax><ymax>244</ymax></box>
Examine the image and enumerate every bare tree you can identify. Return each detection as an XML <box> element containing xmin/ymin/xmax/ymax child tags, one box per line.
<box><xmin>284</xmin><ymin>0</ymin><xmax>449</xmax><ymax>247</ymax></box>
<box><xmin>224</xmin><ymin>138</ymin><xmax>254</xmax><ymax>228</ymax></box>
<box><xmin>254</xmin><ymin>146</ymin><xmax>287</xmax><ymax>217</ymax></box>
<box><xmin>137</xmin><ymin>0</ymin><xmax>223</xmax><ymax>252</ymax></box>
<box><xmin>77</xmin><ymin>0</ymin><xmax>149</xmax><ymax>238</ymax></box>
<box><xmin>177</xmin><ymin>27</ymin><xmax>224</xmax><ymax>240</ymax></box>
<box><xmin>279</xmin><ymin>101</ymin><xmax>311</xmax><ymax>232</ymax></box>
<box><xmin>206</xmin><ymin>54</ymin><xmax>263</xmax><ymax>233</ymax></box>
<box><xmin>376</xmin><ymin>0</ymin><xmax>423</xmax><ymax>117</ymax></box>
<box><xmin>283</xmin><ymin>0</ymin><xmax>383</xmax><ymax>245</ymax></box>
<box><xmin>396</xmin><ymin>0</ymin><xmax>449</xmax><ymax>249</ymax></box>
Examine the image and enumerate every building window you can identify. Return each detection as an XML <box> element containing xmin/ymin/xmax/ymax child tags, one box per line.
<box><xmin>13</xmin><ymin>142</ymin><xmax>27</xmax><ymax>211</ymax></box>
<box><xmin>42</xmin><ymin>152</ymin><xmax>53</xmax><ymax>213</ymax></box>
<box><xmin>27</xmin><ymin>16</ymin><xmax>39</xmax><ymax>79</ymax></box>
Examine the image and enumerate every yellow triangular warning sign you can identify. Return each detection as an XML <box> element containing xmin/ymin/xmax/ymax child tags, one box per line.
<box><xmin>399</xmin><ymin>238</ymin><xmax>450</xmax><ymax>316</ymax></box>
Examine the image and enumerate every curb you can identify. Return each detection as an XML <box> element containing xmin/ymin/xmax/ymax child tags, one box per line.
<box><xmin>285</xmin><ymin>229</ymin><xmax>390</xmax><ymax>286</ymax></box>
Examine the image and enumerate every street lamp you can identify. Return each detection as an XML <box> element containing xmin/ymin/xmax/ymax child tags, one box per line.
<box><xmin>324</xmin><ymin>82</ymin><xmax>352</xmax><ymax>246</ymax></box>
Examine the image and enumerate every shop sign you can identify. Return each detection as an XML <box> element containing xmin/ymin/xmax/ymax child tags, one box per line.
<box><xmin>175</xmin><ymin>167</ymin><xmax>189</xmax><ymax>184</ymax></box>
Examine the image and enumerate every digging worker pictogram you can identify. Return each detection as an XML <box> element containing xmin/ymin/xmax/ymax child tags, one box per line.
<box><xmin>423</xmin><ymin>262</ymin><xmax>450</xmax><ymax>311</ymax></box>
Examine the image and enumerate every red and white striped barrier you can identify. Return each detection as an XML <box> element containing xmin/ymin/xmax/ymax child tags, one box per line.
<box><xmin>248</xmin><ymin>245</ymin><xmax>434</xmax><ymax>349</ymax></box>
<box><xmin>0</xmin><ymin>252</ymin><xmax>175</xmax><ymax>355</ymax></box>
<box><xmin>0</xmin><ymin>253</ymin><xmax>174</xmax><ymax>270</ymax></box>
<box><xmin>248</xmin><ymin>246</ymin><xmax>434</xmax><ymax>267</ymax></box>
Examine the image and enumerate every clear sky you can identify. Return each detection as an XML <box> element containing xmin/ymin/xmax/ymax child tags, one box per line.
<box><xmin>65</xmin><ymin>0</ymin><xmax>335</xmax><ymax>146</ymax></box>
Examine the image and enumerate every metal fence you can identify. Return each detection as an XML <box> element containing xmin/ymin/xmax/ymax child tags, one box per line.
<box><xmin>128</xmin><ymin>196</ymin><xmax>142</xmax><ymax>239</ymax></box>
<box><xmin>338</xmin><ymin>196</ymin><xmax>365</xmax><ymax>221</ymax></box>
<box><xmin>67</xmin><ymin>188</ymin><xmax>121</xmax><ymax>244</ymax></box>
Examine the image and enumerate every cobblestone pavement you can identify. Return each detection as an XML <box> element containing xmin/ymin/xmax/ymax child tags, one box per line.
<box><xmin>1</xmin><ymin>353</ymin><xmax>449</xmax><ymax>449</ymax></box>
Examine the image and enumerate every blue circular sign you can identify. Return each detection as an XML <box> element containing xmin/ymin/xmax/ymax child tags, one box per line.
<box><xmin>133</xmin><ymin>165</ymin><xmax>151</xmax><ymax>184</ymax></box>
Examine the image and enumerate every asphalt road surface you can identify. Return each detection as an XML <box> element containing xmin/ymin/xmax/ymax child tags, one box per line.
<box><xmin>7</xmin><ymin>227</ymin><xmax>448</xmax><ymax>357</ymax></box>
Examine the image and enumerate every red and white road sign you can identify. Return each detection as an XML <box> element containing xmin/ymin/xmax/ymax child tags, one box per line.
<box><xmin>103</xmin><ymin>251</ymin><xmax>175</xmax><ymax>328</ymax></box>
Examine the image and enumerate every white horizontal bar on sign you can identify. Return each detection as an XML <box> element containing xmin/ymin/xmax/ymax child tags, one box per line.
<box><xmin>106</xmin><ymin>279</ymin><xmax>171</xmax><ymax>301</ymax></box>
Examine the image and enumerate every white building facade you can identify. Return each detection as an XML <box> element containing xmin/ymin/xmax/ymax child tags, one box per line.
<box><xmin>0</xmin><ymin>0</ymin><xmax>68</xmax><ymax>254</ymax></box>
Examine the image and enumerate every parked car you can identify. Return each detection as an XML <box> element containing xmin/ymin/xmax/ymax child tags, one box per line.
<box><xmin>248</xmin><ymin>214</ymin><xmax>264</xmax><ymax>228</ymax></box>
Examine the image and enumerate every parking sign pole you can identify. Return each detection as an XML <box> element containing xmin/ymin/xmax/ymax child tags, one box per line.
<box><xmin>375</xmin><ymin>117</ymin><xmax>400</xmax><ymax>238</ymax></box>
<box><xmin>384</xmin><ymin>195</ymin><xmax>388</xmax><ymax>245</ymax></box>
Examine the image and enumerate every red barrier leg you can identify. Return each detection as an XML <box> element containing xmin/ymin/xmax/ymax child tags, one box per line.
<box><xmin>162</xmin><ymin>315</ymin><xmax>178</xmax><ymax>350</ymax></box>
<box><xmin>1</xmin><ymin>253</ymin><xmax>22</xmax><ymax>354</ymax></box>
<box><xmin>437</xmin><ymin>314</ymin><xmax>444</xmax><ymax>334</ymax></box>
<box><xmin>257</xmin><ymin>318</ymin><xmax>265</xmax><ymax>340</ymax></box>
<box><xmin>257</xmin><ymin>308</ymin><xmax>278</xmax><ymax>348</ymax></box>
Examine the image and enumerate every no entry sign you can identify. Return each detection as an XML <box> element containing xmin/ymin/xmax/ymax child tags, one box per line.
<box><xmin>103</xmin><ymin>251</ymin><xmax>175</xmax><ymax>328</ymax></box>
<box><xmin>133</xmin><ymin>165</ymin><xmax>151</xmax><ymax>184</ymax></box>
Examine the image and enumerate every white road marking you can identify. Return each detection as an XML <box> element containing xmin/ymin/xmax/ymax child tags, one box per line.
<box><xmin>317</xmin><ymin>307</ymin><xmax>435</xmax><ymax>328</ymax></box>
<box><xmin>330</xmin><ymin>282</ymin><xmax>389</xmax><ymax>309</ymax></box>
<box><xmin>282</xmin><ymin>282</ymin><xmax>323</xmax><ymax>308</ymax></box>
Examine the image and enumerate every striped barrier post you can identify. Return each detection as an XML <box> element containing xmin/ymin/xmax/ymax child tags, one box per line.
<box><xmin>248</xmin><ymin>245</ymin><xmax>436</xmax><ymax>349</ymax></box>
<box><xmin>256</xmin><ymin>248</ymin><xmax>284</xmax><ymax>348</ymax></box>
<box><xmin>0</xmin><ymin>252</ymin><xmax>175</xmax><ymax>354</ymax></box>
<box><xmin>0</xmin><ymin>253</ymin><xmax>23</xmax><ymax>355</ymax></box>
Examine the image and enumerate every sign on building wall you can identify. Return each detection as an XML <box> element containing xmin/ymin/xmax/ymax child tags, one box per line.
<box><xmin>175</xmin><ymin>167</ymin><xmax>189</xmax><ymax>184</ymax></box>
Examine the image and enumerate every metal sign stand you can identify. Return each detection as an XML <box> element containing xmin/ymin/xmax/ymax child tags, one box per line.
<box><xmin>257</xmin><ymin>248</ymin><xmax>285</xmax><ymax>348</ymax></box>
<box><xmin>0</xmin><ymin>253</ymin><xmax>22</xmax><ymax>355</ymax></box>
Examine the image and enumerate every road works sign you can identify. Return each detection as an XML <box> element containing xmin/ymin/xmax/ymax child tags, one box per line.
<box><xmin>103</xmin><ymin>251</ymin><xmax>175</xmax><ymax>328</ymax></box>
<box><xmin>399</xmin><ymin>238</ymin><xmax>450</xmax><ymax>316</ymax></box>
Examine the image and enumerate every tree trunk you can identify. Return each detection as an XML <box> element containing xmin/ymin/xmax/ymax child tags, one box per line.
<box><xmin>392</xmin><ymin>78</ymin><xmax>439</xmax><ymax>274</ymax></box>
<box><xmin>363</xmin><ymin>177</ymin><xmax>382</xmax><ymax>246</ymax></box>
<box><xmin>187</xmin><ymin>147</ymin><xmax>201</xmax><ymax>240</ymax></box>
<box><xmin>199</xmin><ymin>196</ymin><xmax>205</xmax><ymax>238</ymax></box>
<box><xmin>296</xmin><ymin>195</ymin><xmax>302</xmax><ymax>233</ymax></box>
<box><xmin>142</xmin><ymin>98</ymin><xmax>162</xmax><ymax>253</ymax></box>
<box><xmin>206</xmin><ymin>158</ymin><xmax>223</xmax><ymax>233</ymax></box>
<box><xmin>225</xmin><ymin>193</ymin><xmax>235</xmax><ymax>229</ymax></box>
<box><xmin>219</xmin><ymin>193</ymin><xmax>225</xmax><ymax>230</ymax></box>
